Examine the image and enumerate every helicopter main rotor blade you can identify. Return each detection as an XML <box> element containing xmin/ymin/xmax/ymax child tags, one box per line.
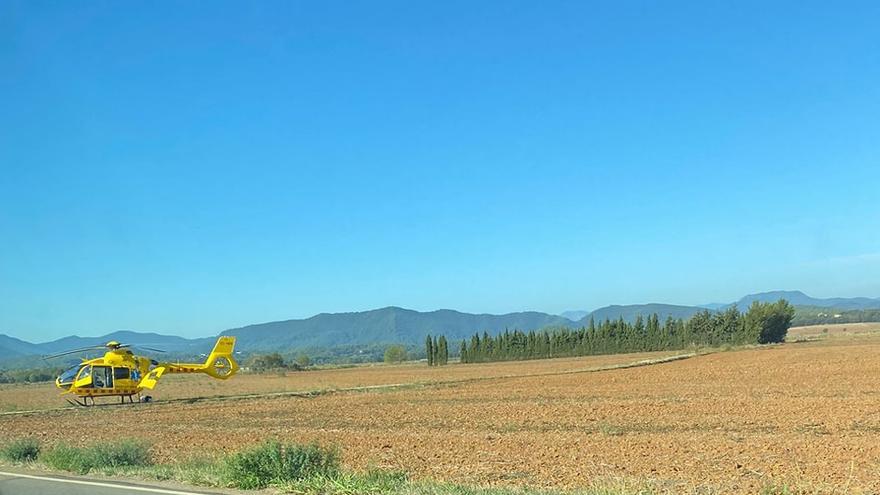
<box><xmin>118</xmin><ymin>344</ymin><xmax>167</xmax><ymax>353</ymax></box>
<box><xmin>134</xmin><ymin>346</ymin><xmax>167</xmax><ymax>353</ymax></box>
<box><xmin>42</xmin><ymin>346</ymin><xmax>106</xmax><ymax>360</ymax></box>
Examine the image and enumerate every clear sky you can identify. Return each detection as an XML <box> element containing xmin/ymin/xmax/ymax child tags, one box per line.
<box><xmin>2</xmin><ymin>1</ymin><xmax>879</xmax><ymax>342</ymax></box>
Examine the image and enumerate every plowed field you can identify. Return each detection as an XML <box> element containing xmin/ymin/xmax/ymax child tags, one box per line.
<box><xmin>3</xmin><ymin>337</ymin><xmax>879</xmax><ymax>494</ymax></box>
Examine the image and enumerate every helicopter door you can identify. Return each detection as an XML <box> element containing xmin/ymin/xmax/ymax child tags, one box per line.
<box><xmin>113</xmin><ymin>367</ymin><xmax>131</xmax><ymax>387</ymax></box>
<box><xmin>91</xmin><ymin>366</ymin><xmax>113</xmax><ymax>389</ymax></box>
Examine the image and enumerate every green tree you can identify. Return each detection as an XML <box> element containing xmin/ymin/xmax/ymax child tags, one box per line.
<box><xmin>425</xmin><ymin>334</ymin><xmax>434</xmax><ymax>366</ymax></box>
<box><xmin>294</xmin><ymin>354</ymin><xmax>311</xmax><ymax>367</ymax></box>
<box><xmin>745</xmin><ymin>300</ymin><xmax>794</xmax><ymax>344</ymax></box>
<box><xmin>469</xmin><ymin>334</ymin><xmax>481</xmax><ymax>362</ymax></box>
<box><xmin>437</xmin><ymin>335</ymin><xmax>448</xmax><ymax>365</ymax></box>
<box><xmin>768</xmin><ymin>299</ymin><xmax>795</xmax><ymax>343</ymax></box>
<box><xmin>383</xmin><ymin>345</ymin><xmax>407</xmax><ymax>364</ymax></box>
<box><xmin>247</xmin><ymin>353</ymin><xmax>286</xmax><ymax>371</ymax></box>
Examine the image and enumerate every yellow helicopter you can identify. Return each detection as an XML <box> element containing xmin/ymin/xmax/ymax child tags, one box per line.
<box><xmin>47</xmin><ymin>336</ymin><xmax>239</xmax><ymax>406</ymax></box>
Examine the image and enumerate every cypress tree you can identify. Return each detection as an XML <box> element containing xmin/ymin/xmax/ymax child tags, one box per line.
<box><xmin>438</xmin><ymin>335</ymin><xmax>448</xmax><ymax>365</ymax></box>
<box><xmin>426</xmin><ymin>334</ymin><xmax>434</xmax><ymax>366</ymax></box>
<box><xmin>470</xmin><ymin>334</ymin><xmax>480</xmax><ymax>362</ymax></box>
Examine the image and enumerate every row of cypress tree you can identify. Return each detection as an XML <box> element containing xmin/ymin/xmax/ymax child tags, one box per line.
<box><xmin>425</xmin><ymin>334</ymin><xmax>449</xmax><ymax>366</ymax></box>
<box><xmin>446</xmin><ymin>300</ymin><xmax>794</xmax><ymax>364</ymax></box>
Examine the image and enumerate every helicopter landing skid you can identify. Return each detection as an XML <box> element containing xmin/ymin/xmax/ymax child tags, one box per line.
<box><xmin>66</xmin><ymin>395</ymin><xmax>141</xmax><ymax>408</ymax></box>
<box><xmin>66</xmin><ymin>397</ymin><xmax>90</xmax><ymax>407</ymax></box>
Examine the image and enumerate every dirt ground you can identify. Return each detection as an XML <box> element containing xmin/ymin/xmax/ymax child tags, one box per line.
<box><xmin>0</xmin><ymin>350</ymin><xmax>678</xmax><ymax>412</ymax></box>
<box><xmin>2</xmin><ymin>338</ymin><xmax>880</xmax><ymax>493</ymax></box>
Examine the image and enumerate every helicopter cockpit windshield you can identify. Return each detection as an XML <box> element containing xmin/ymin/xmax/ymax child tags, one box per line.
<box><xmin>57</xmin><ymin>364</ymin><xmax>85</xmax><ymax>387</ymax></box>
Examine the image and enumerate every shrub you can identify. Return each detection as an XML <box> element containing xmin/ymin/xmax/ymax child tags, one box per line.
<box><xmin>295</xmin><ymin>354</ymin><xmax>311</xmax><ymax>367</ymax></box>
<box><xmin>41</xmin><ymin>443</ymin><xmax>92</xmax><ymax>474</ymax></box>
<box><xmin>138</xmin><ymin>457</ymin><xmax>227</xmax><ymax>487</ymax></box>
<box><xmin>91</xmin><ymin>440</ymin><xmax>151</xmax><ymax>468</ymax></box>
<box><xmin>223</xmin><ymin>440</ymin><xmax>339</xmax><ymax>489</ymax></box>
<box><xmin>41</xmin><ymin>440</ymin><xmax>151</xmax><ymax>474</ymax></box>
<box><xmin>1</xmin><ymin>437</ymin><xmax>40</xmax><ymax>462</ymax></box>
<box><xmin>278</xmin><ymin>468</ymin><xmax>408</xmax><ymax>494</ymax></box>
<box><xmin>247</xmin><ymin>353</ymin><xmax>287</xmax><ymax>372</ymax></box>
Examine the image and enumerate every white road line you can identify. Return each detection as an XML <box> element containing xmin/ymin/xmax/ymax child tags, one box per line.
<box><xmin>0</xmin><ymin>471</ymin><xmax>211</xmax><ymax>494</ymax></box>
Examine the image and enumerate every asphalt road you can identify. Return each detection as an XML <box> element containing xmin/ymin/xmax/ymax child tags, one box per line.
<box><xmin>0</xmin><ymin>470</ymin><xmax>227</xmax><ymax>495</ymax></box>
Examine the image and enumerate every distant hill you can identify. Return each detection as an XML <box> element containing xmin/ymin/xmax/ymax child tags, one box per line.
<box><xmin>222</xmin><ymin>307</ymin><xmax>572</xmax><ymax>351</ymax></box>
<box><xmin>0</xmin><ymin>334</ymin><xmax>43</xmax><ymax>358</ymax></box>
<box><xmin>578</xmin><ymin>304</ymin><xmax>705</xmax><ymax>325</ymax></box>
<box><xmin>560</xmin><ymin>310</ymin><xmax>590</xmax><ymax>321</ymax></box>
<box><xmin>698</xmin><ymin>303</ymin><xmax>728</xmax><ymax>310</ymax></box>
<box><xmin>533</xmin><ymin>291</ymin><xmax>880</xmax><ymax>327</ymax></box>
<box><xmin>35</xmin><ymin>330</ymin><xmax>214</xmax><ymax>355</ymax></box>
<box><xmin>734</xmin><ymin>291</ymin><xmax>880</xmax><ymax>310</ymax></box>
<box><xmin>0</xmin><ymin>331</ymin><xmax>215</xmax><ymax>369</ymax></box>
<box><xmin>4</xmin><ymin>290</ymin><xmax>879</xmax><ymax>368</ymax></box>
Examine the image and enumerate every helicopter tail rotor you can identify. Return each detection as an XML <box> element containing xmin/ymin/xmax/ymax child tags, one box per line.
<box><xmin>201</xmin><ymin>336</ymin><xmax>239</xmax><ymax>379</ymax></box>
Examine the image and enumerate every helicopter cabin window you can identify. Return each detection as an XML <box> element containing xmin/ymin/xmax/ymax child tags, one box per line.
<box><xmin>91</xmin><ymin>366</ymin><xmax>113</xmax><ymax>389</ymax></box>
<box><xmin>77</xmin><ymin>366</ymin><xmax>91</xmax><ymax>382</ymax></box>
<box><xmin>113</xmin><ymin>367</ymin><xmax>130</xmax><ymax>380</ymax></box>
<box><xmin>59</xmin><ymin>364</ymin><xmax>84</xmax><ymax>386</ymax></box>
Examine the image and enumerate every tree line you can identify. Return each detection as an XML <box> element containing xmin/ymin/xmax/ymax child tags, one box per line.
<box><xmin>0</xmin><ymin>367</ymin><xmax>62</xmax><ymax>384</ymax></box>
<box><xmin>792</xmin><ymin>306</ymin><xmax>880</xmax><ymax>326</ymax></box>
<box><xmin>442</xmin><ymin>300</ymin><xmax>794</xmax><ymax>364</ymax></box>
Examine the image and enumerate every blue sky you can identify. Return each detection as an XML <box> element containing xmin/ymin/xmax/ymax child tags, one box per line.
<box><xmin>2</xmin><ymin>1</ymin><xmax>879</xmax><ymax>341</ymax></box>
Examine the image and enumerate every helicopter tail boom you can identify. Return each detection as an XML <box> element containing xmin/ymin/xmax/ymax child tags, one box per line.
<box><xmin>164</xmin><ymin>336</ymin><xmax>239</xmax><ymax>378</ymax></box>
<box><xmin>138</xmin><ymin>336</ymin><xmax>239</xmax><ymax>389</ymax></box>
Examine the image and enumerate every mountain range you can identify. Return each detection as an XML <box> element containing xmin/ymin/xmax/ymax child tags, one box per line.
<box><xmin>729</xmin><ymin>290</ymin><xmax>880</xmax><ymax>311</ymax></box>
<box><xmin>220</xmin><ymin>308</ymin><xmax>570</xmax><ymax>351</ymax></box>
<box><xmin>0</xmin><ymin>331</ymin><xmax>215</xmax><ymax>368</ymax></box>
<box><xmin>2</xmin><ymin>290</ymin><xmax>878</xmax><ymax>367</ymax></box>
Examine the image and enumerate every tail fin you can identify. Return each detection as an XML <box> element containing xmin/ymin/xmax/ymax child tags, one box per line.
<box><xmin>202</xmin><ymin>336</ymin><xmax>239</xmax><ymax>379</ymax></box>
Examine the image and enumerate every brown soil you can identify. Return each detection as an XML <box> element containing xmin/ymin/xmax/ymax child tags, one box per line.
<box><xmin>0</xmin><ymin>350</ymin><xmax>679</xmax><ymax>412</ymax></box>
<box><xmin>2</xmin><ymin>340</ymin><xmax>879</xmax><ymax>493</ymax></box>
